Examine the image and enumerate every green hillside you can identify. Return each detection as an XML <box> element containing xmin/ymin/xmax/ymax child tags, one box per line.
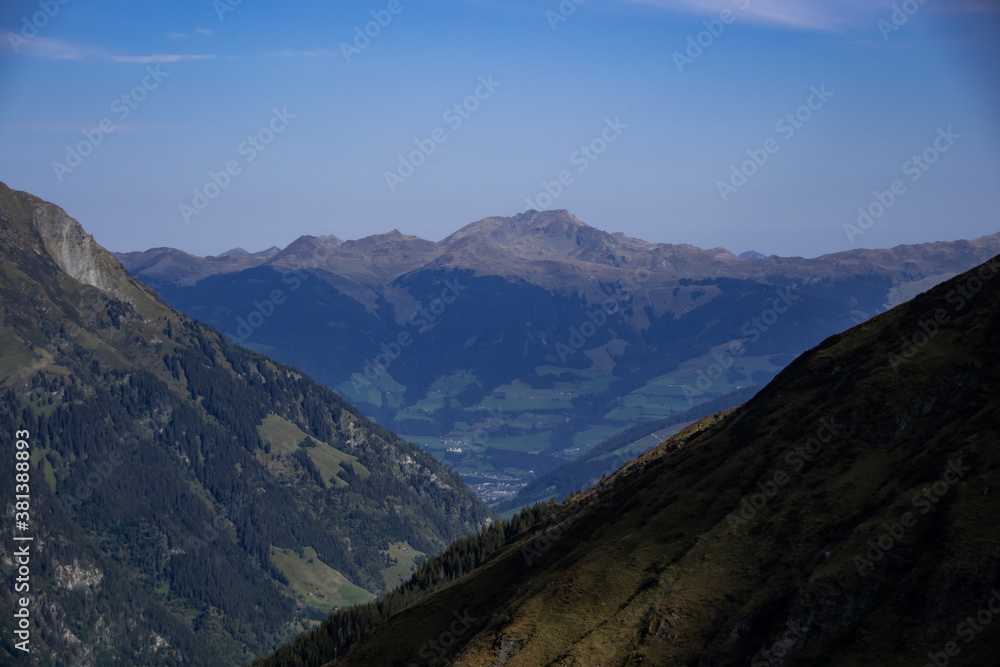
<box><xmin>0</xmin><ymin>182</ymin><xmax>494</xmax><ymax>665</ymax></box>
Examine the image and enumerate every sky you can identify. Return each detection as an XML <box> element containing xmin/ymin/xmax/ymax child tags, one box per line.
<box><xmin>0</xmin><ymin>0</ymin><xmax>998</xmax><ymax>259</ymax></box>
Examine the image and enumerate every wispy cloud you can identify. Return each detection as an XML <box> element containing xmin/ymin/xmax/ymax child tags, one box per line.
<box><xmin>167</xmin><ymin>28</ymin><xmax>213</xmax><ymax>39</ymax></box>
<box><xmin>7</xmin><ymin>37</ymin><xmax>216</xmax><ymax>63</ymax></box>
<box><xmin>264</xmin><ymin>49</ymin><xmax>340</xmax><ymax>58</ymax></box>
<box><xmin>624</xmin><ymin>0</ymin><xmax>999</xmax><ymax>31</ymax></box>
<box><xmin>10</xmin><ymin>37</ymin><xmax>93</xmax><ymax>60</ymax></box>
<box><xmin>111</xmin><ymin>54</ymin><xmax>217</xmax><ymax>63</ymax></box>
<box><xmin>623</xmin><ymin>0</ymin><xmax>893</xmax><ymax>32</ymax></box>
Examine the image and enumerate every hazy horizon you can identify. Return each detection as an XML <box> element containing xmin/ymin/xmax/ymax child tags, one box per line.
<box><xmin>103</xmin><ymin>205</ymin><xmax>999</xmax><ymax>261</ymax></box>
<box><xmin>2</xmin><ymin>0</ymin><xmax>998</xmax><ymax>259</ymax></box>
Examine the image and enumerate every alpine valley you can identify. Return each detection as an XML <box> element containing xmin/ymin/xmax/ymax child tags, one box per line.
<box><xmin>116</xmin><ymin>210</ymin><xmax>1000</xmax><ymax>507</ymax></box>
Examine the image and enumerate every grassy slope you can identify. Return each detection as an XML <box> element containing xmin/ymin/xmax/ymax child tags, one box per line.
<box><xmin>327</xmin><ymin>255</ymin><xmax>1000</xmax><ymax>666</ymax></box>
<box><xmin>381</xmin><ymin>541</ymin><xmax>427</xmax><ymax>589</ymax></box>
<box><xmin>259</xmin><ymin>413</ymin><xmax>371</xmax><ymax>489</ymax></box>
<box><xmin>270</xmin><ymin>547</ymin><xmax>375</xmax><ymax>611</ymax></box>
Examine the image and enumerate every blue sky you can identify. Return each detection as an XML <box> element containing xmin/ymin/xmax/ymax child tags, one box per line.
<box><xmin>0</xmin><ymin>0</ymin><xmax>997</xmax><ymax>258</ymax></box>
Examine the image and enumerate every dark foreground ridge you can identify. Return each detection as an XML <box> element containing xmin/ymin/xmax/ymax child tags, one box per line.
<box><xmin>259</xmin><ymin>254</ymin><xmax>1000</xmax><ymax>665</ymax></box>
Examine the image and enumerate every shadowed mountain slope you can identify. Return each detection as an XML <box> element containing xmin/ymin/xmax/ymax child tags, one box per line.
<box><xmin>260</xmin><ymin>253</ymin><xmax>1000</xmax><ymax>666</ymax></box>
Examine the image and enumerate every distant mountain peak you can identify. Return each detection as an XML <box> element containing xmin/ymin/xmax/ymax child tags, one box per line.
<box><xmin>219</xmin><ymin>245</ymin><xmax>282</xmax><ymax>258</ymax></box>
<box><xmin>278</xmin><ymin>234</ymin><xmax>328</xmax><ymax>257</ymax></box>
<box><xmin>739</xmin><ymin>250</ymin><xmax>768</xmax><ymax>260</ymax></box>
<box><xmin>443</xmin><ymin>209</ymin><xmax>586</xmax><ymax>242</ymax></box>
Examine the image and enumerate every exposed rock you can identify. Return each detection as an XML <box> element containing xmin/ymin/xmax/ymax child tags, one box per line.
<box><xmin>54</xmin><ymin>561</ymin><xmax>104</xmax><ymax>591</ymax></box>
<box><xmin>30</xmin><ymin>198</ymin><xmax>114</xmax><ymax>292</ymax></box>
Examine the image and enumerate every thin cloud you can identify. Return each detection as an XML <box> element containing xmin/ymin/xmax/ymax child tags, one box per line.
<box><xmin>624</xmin><ymin>0</ymin><xmax>998</xmax><ymax>31</ymax></box>
<box><xmin>196</xmin><ymin>28</ymin><xmax>214</xmax><ymax>36</ymax></box>
<box><xmin>111</xmin><ymin>54</ymin><xmax>217</xmax><ymax>63</ymax></box>
<box><xmin>264</xmin><ymin>49</ymin><xmax>340</xmax><ymax>58</ymax></box>
<box><xmin>6</xmin><ymin>38</ymin><xmax>216</xmax><ymax>63</ymax></box>
<box><xmin>7</xmin><ymin>37</ymin><xmax>93</xmax><ymax>60</ymax></box>
<box><xmin>623</xmin><ymin>0</ymin><xmax>894</xmax><ymax>32</ymax></box>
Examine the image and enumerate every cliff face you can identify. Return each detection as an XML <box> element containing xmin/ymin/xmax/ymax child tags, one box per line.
<box><xmin>0</xmin><ymin>182</ymin><xmax>118</xmax><ymax>292</ymax></box>
<box><xmin>30</xmin><ymin>196</ymin><xmax>116</xmax><ymax>291</ymax></box>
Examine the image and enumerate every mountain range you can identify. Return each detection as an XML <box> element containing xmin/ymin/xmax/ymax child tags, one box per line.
<box><xmin>0</xmin><ymin>181</ymin><xmax>492</xmax><ymax>665</ymax></box>
<box><xmin>4</xmin><ymin>183</ymin><xmax>998</xmax><ymax>666</ymax></box>
<box><xmin>258</xmin><ymin>251</ymin><xmax>1000</xmax><ymax>666</ymax></box>
<box><xmin>116</xmin><ymin>210</ymin><xmax>1000</xmax><ymax>506</ymax></box>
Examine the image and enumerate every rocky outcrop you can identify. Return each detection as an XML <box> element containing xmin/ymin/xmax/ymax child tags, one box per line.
<box><xmin>54</xmin><ymin>561</ymin><xmax>104</xmax><ymax>591</ymax></box>
<box><xmin>30</xmin><ymin>197</ymin><xmax>115</xmax><ymax>292</ymax></box>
